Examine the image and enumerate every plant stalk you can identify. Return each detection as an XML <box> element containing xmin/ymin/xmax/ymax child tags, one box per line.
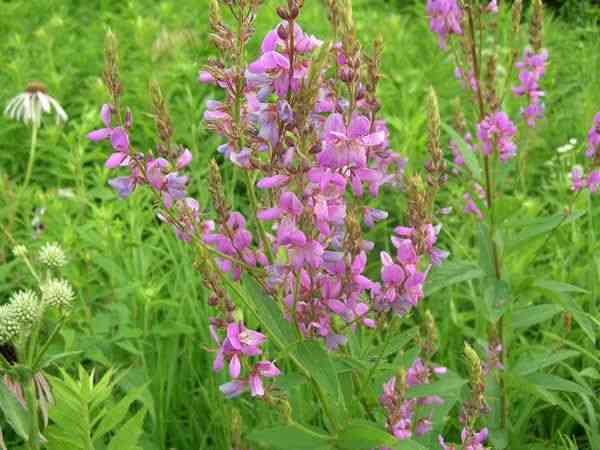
<box><xmin>24</xmin><ymin>124</ymin><xmax>39</xmax><ymax>189</ymax></box>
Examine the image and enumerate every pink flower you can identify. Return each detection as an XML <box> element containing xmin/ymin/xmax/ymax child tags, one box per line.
<box><xmin>477</xmin><ymin>112</ymin><xmax>518</xmax><ymax>161</ymax></box>
<box><xmin>427</xmin><ymin>0</ymin><xmax>464</xmax><ymax>49</ymax></box>
<box><xmin>88</xmin><ymin>104</ymin><xmax>131</xmax><ymax>168</ymax></box>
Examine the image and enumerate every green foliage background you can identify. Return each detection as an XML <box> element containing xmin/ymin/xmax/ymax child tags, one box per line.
<box><xmin>1</xmin><ymin>0</ymin><xmax>600</xmax><ymax>448</ymax></box>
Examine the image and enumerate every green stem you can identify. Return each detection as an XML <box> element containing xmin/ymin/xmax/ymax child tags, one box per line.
<box><xmin>466</xmin><ymin>2</ymin><xmax>508</xmax><ymax>431</ymax></box>
<box><xmin>244</xmin><ymin>171</ymin><xmax>274</xmax><ymax>263</ymax></box>
<box><xmin>24</xmin><ymin>124</ymin><xmax>39</xmax><ymax>189</ymax></box>
<box><xmin>25</xmin><ymin>378</ymin><xmax>40</xmax><ymax>450</ymax></box>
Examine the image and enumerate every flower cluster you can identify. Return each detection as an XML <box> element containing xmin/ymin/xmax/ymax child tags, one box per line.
<box><xmin>89</xmin><ymin>1</ymin><xmax>448</xmax><ymax>402</ymax></box>
<box><xmin>379</xmin><ymin>359</ymin><xmax>446</xmax><ymax>443</ymax></box>
<box><xmin>426</xmin><ymin>0</ymin><xmax>463</xmax><ymax>49</ymax></box>
<box><xmin>211</xmin><ymin>322</ymin><xmax>280</xmax><ymax>398</ymax></box>
<box><xmin>439</xmin><ymin>428</ymin><xmax>489</xmax><ymax>450</ymax></box>
<box><xmin>571</xmin><ymin>113</ymin><xmax>600</xmax><ymax>194</ymax></box>
<box><xmin>513</xmin><ymin>49</ymin><xmax>549</xmax><ymax>127</ymax></box>
<box><xmin>477</xmin><ymin>112</ymin><xmax>518</xmax><ymax>162</ymax></box>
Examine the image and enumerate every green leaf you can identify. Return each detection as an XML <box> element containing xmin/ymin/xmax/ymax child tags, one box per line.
<box><xmin>536</xmin><ymin>281</ymin><xmax>596</xmax><ymax>343</ymax></box>
<box><xmin>240</xmin><ymin>277</ymin><xmax>296</xmax><ymax>346</ymax></box>
<box><xmin>534</xmin><ymin>280</ymin><xmax>589</xmax><ymax>295</ymax></box>
<box><xmin>512</xmin><ymin>304</ymin><xmax>563</xmax><ymax>329</ymax></box>
<box><xmin>247</xmin><ymin>423</ymin><xmax>332</xmax><ymax>450</ymax></box>
<box><xmin>505</xmin><ymin>212</ymin><xmax>584</xmax><ymax>253</ymax></box>
<box><xmin>425</xmin><ymin>261</ymin><xmax>484</xmax><ymax>295</ymax></box>
<box><xmin>0</xmin><ymin>379</ymin><xmax>30</xmax><ymax>439</ymax></box>
<box><xmin>442</xmin><ymin>123</ymin><xmax>481</xmax><ymax>179</ymax></box>
<box><xmin>334</xmin><ymin>420</ymin><xmax>396</xmax><ymax>449</ymax></box>
<box><xmin>513</xmin><ymin>350</ymin><xmax>579</xmax><ymax>375</ymax></box>
<box><xmin>483</xmin><ymin>278</ymin><xmax>511</xmax><ymax>322</ymax></box>
<box><xmin>407</xmin><ymin>372</ymin><xmax>467</xmax><ymax>399</ymax></box>
<box><xmin>106</xmin><ymin>407</ymin><xmax>147</xmax><ymax>450</ymax></box>
<box><xmin>93</xmin><ymin>384</ymin><xmax>147</xmax><ymax>442</ymax></box>
<box><xmin>525</xmin><ymin>373</ymin><xmax>593</xmax><ymax>397</ymax></box>
<box><xmin>291</xmin><ymin>340</ymin><xmax>345</xmax><ymax>412</ymax></box>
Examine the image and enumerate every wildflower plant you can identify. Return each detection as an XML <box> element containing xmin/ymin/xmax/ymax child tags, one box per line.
<box><xmin>85</xmin><ymin>0</ymin><xmax>462</xmax><ymax>446</ymax></box>
<box><xmin>0</xmin><ymin>242</ymin><xmax>76</xmax><ymax>450</ymax></box>
<box><xmin>84</xmin><ymin>0</ymin><xmax>598</xmax><ymax>448</ymax></box>
<box><xmin>4</xmin><ymin>82</ymin><xmax>68</xmax><ymax>188</ymax></box>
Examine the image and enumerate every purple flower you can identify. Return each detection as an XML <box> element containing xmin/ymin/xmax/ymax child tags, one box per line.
<box><xmin>513</xmin><ymin>49</ymin><xmax>548</xmax><ymax>128</ymax></box>
<box><xmin>477</xmin><ymin>112</ymin><xmax>518</xmax><ymax>162</ymax></box>
<box><xmin>427</xmin><ymin>0</ymin><xmax>464</xmax><ymax>49</ymax></box>
<box><xmin>318</xmin><ymin>113</ymin><xmax>385</xmax><ymax>169</ymax></box>
<box><xmin>88</xmin><ymin>104</ymin><xmax>131</xmax><ymax>168</ymax></box>
<box><xmin>586</xmin><ymin>112</ymin><xmax>600</xmax><ymax>158</ymax></box>
<box><xmin>249</xmin><ymin>361</ymin><xmax>281</xmax><ymax>397</ymax></box>
<box><xmin>464</xmin><ymin>193</ymin><xmax>484</xmax><ymax>220</ymax></box>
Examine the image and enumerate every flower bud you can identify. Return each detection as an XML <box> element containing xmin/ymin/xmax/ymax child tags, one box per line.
<box><xmin>38</xmin><ymin>242</ymin><xmax>67</xmax><ymax>268</ymax></box>
<box><xmin>40</xmin><ymin>278</ymin><xmax>75</xmax><ymax>309</ymax></box>
<box><xmin>12</xmin><ymin>245</ymin><xmax>28</xmax><ymax>258</ymax></box>
<box><xmin>277</xmin><ymin>23</ymin><xmax>288</xmax><ymax>40</ymax></box>
<box><xmin>9</xmin><ymin>290</ymin><xmax>42</xmax><ymax>331</ymax></box>
<box><xmin>530</xmin><ymin>0</ymin><xmax>544</xmax><ymax>53</ymax></box>
<box><xmin>0</xmin><ymin>305</ymin><xmax>20</xmax><ymax>344</ymax></box>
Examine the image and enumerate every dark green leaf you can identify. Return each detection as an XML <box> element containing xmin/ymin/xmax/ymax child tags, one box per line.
<box><xmin>425</xmin><ymin>261</ymin><xmax>484</xmax><ymax>295</ymax></box>
<box><xmin>247</xmin><ymin>423</ymin><xmax>332</xmax><ymax>450</ymax></box>
<box><xmin>335</xmin><ymin>420</ymin><xmax>396</xmax><ymax>449</ymax></box>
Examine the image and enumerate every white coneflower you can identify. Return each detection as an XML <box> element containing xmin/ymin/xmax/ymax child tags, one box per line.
<box><xmin>4</xmin><ymin>81</ymin><xmax>68</xmax><ymax>188</ymax></box>
<box><xmin>40</xmin><ymin>278</ymin><xmax>75</xmax><ymax>309</ymax></box>
<box><xmin>4</xmin><ymin>81</ymin><xmax>67</xmax><ymax>127</ymax></box>
<box><xmin>38</xmin><ymin>242</ymin><xmax>67</xmax><ymax>268</ymax></box>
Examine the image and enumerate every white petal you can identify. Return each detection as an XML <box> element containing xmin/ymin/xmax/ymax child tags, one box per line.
<box><xmin>37</xmin><ymin>92</ymin><xmax>50</xmax><ymax>113</ymax></box>
<box><xmin>48</xmin><ymin>96</ymin><xmax>67</xmax><ymax>122</ymax></box>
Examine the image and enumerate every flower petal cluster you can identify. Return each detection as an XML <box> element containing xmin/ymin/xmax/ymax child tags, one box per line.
<box><xmin>439</xmin><ymin>427</ymin><xmax>489</xmax><ymax>450</ymax></box>
<box><xmin>513</xmin><ymin>49</ymin><xmax>549</xmax><ymax>127</ymax></box>
<box><xmin>212</xmin><ymin>322</ymin><xmax>280</xmax><ymax>398</ymax></box>
<box><xmin>4</xmin><ymin>82</ymin><xmax>68</xmax><ymax>127</ymax></box>
<box><xmin>380</xmin><ymin>359</ymin><xmax>446</xmax><ymax>441</ymax></box>
<box><xmin>570</xmin><ymin>113</ymin><xmax>600</xmax><ymax>194</ymax></box>
<box><xmin>426</xmin><ymin>0</ymin><xmax>464</xmax><ymax>49</ymax></box>
<box><xmin>477</xmin><ymin>112</ymin><xmax>518</xmax><ymax>162</ymax></box>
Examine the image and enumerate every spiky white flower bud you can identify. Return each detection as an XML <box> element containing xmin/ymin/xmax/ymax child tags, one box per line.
<box><xmin>40</xmin><ymin>278</ymin><xmax>75</xmax><ymax>309</ymax></box>
<box><xmin>9</xmin><ymin>290</ymin><xmax>42</xmax><ymax>331</ymax></box>
<box><xmin>12</xmin><ymin>245</ymin><xmax>28</xmax><ymax>258</ymax></box>
<box><xmin>38</xmin><ymin>242</ymin><xmax>67</xmax><ymax>268</ymax></box>
<box><xmin>0</xmin><ymin>305</ymin><xmax>20</xmax><ymax>343</ymax></box>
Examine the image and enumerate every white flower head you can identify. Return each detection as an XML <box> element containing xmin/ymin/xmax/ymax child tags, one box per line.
<box><xmin>8</xmin><ymin>290</ymin><xmax>42</xmax><ymax>332</ymax></box>
<box><xmin>4</xmin><ymin>81</ymin><xmax>68</xmax><ymax>127</ymax></box>
<box><xmin>41</xmin><ymin>278</ymin><xmax>75</xmax><ymax>309</ymax></box>
<box><xmin>0</xmin><ymin>305</ymin><xmax>20</xmax><ymax>343</ymax></box>
<box><xmin>38</xmin><ymin>242</ymin><xmax>67</xmax><ymax>268</ymax></box>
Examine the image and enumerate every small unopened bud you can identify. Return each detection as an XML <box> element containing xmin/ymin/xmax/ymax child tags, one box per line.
<box><xmin>208</xmin><ymin>160</ymin><xmax>230</xmax><ymax>221</ymax></box>
<box><xmin>512</xmin><ymin>0</ymin><xmax>523</xmax><ymax>35</ymax></box>
<box><xmin>276</xmin><ymin>6</ymin><xmax>289</xmax><ymax>20</ymax></box>
<box><xmin>38</xmin><ymin>242</ymin><xmax>67</xmax><ymax>268</ymax></box>
<box><xmin>12</xmin><ymin>245</ymin><xmax>28</xmax><ymax>258</ymax></box>
<box><xmin>485</xmin><ymin>55</ymin><xmax>499</xmax><ymax>112</ymax></box>
<box><xmin>464</xmin><ymin>342</ymin><xmax>483</xmax><ymax>386</ymax></box>
<box><xmin>277</xmin><ymin>23</ymin><xmax>288</xmax><ymax>40</ymax></box>
<box><xmin>530</xmin><ymin>0</ymin><xmax>544</xmax><ymax>53</ymax></box>
<box><xmin>427</xmin><ymin>87</ymin><xmax>441</xmax><ymax>164</ymax></box>
<box><xmin>41</xmin><ymin>278</ymin><xmax>75</xmax><ymax>309</ymax></box>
